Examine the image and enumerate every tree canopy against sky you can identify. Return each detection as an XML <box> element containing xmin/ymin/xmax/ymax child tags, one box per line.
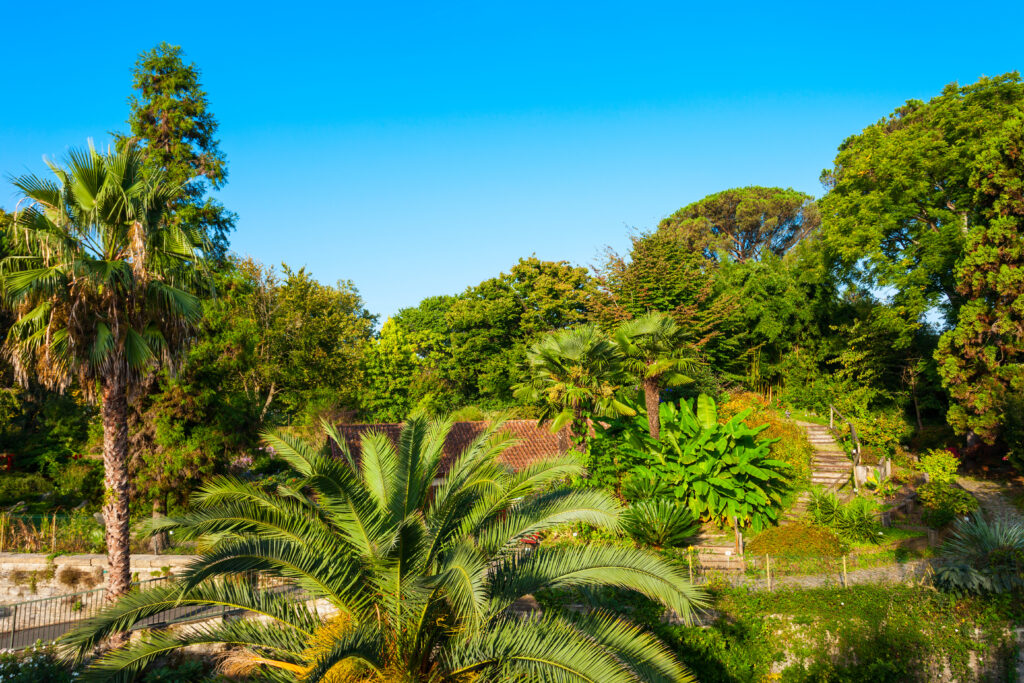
<box><xmin>659</xmin><ymin>186</ymin><xmax>819</xmax><ymax>262</ymax></box>
<box><xmin>119</xmin><ymin>42</ymin><xmax>236</xmax><ymax>261</ymax></box>
<box><xmin>818</xmin><ymin>73</ymin><xmax>1024</xmax><ymax>330</ymax></box>
<box><xmin>819</xmin><ymin>73</ymin><xmax>1024</xmax><ymax>445</ymax></box>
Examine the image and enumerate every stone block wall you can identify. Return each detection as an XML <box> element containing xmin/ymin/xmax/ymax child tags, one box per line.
<box><xmin>0</xmin><ymin>553</ymin><xmax>195</xmax><ymax>603</ymax></box>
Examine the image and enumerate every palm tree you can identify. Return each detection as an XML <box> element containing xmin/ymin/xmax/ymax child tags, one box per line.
<box><xmin>514</xmin><ymin>324</ymin><xmax>634</xmax><ymax>451</ymax></box>
<box><xmin>0</xmin><ymin>143</ymin><xmax>206</xmax><ymax>600</ymax></box>
<box><xmin>614</xmin><ymin>313</ymin><xmax>695</xmax><ymax>439</ymax></box>
<box><xmin>63</xmin><ymin>418</ymin><xmax>706</xmax><ymax>681</ymax></box>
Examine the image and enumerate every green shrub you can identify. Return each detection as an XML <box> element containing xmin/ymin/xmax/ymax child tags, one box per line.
<box><xmin>806</xmin><ymin>489</ymin><xmax>883</xmax><ymax>543</ymax></box>
<box><xmin>918</xmin><ymin>482</ymin><xmax>977</xmax><ymax>529</ymax></box>
<box><xmin>0</xmin><ymin>472</ymin><xmax>52</xmax><ymax>506</ymax></box>
<box><xmin>851</xmin><ymin>410</ymin><xmax>912</xmax><ymax>458</ymax></box>
<box><xmin>621</xmin><ymin>499</ymin><xmax>699</xmax><ymax>548</ymax></box>
<box><xmin>919</xmin><ymin>449</ymin><xmax>960</xmax><ymax>484</ymax></box>
<box><xmin>934</xmin><ymin>515</ymin><xmax>1024</xmax><ymax>594</ymax></box>
<box><xmin>747</xmin><ymin>522</ymin><xmax>846</xmax><ymax>558</ymax></box>
<box><xmin>720</xmin><ymin>392</ymin><xmax>814</xmax><ymax>485</ymax></box>
<box><xmin>0</xmin><ymin>644</ymin><xmax>73</xmax><ymax>682</ymax></box>
<box><xmin>51</xmin><ymin>460</ymin><xmax>103</xmax><ymax>502</ymax></box>
<box><xmin>449</xmin><ymin>405</ymin><xmax>486</xmax><ymax>422</ymax></box>
<box><xmin>594</xmin><ymin>392</ymin><xmax>791</xmax><ymax>532</ymax></box>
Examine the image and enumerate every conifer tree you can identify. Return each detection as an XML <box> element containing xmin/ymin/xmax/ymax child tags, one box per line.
<box><xmin>120</xmin><ymin>43</ymin><xmax>236</xmax><ymax>260</ymax></box>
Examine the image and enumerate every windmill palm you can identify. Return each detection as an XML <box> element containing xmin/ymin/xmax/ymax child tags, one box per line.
<box><xmin>614</xmin><ymin>313</ymin><xmax>695</xmax><ymax>439</ymax></box>
<box><xmin>0</xmin><ymin>142</ymin><xmax>206</xmax><ymax>599</ymax></box>
<box><xmin>63</xmin><ymin>417</ymin><xmax>705</xmax><ymax>682</ymax></box>
<box><xmin>514</xmin><ymin>324</ymin><xmax>634</xmax><ymax>451</ymax></box>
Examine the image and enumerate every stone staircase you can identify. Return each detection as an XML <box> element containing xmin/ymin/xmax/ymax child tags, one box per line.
<box><xmin>691</xmin><ymin>530</ymin><xmax>745</xmax><ymax>574</ymax></box>
<box><xmin>801</xmin><ymin>421</ymin><xmax>853</xmax><ymax>491</ymax></box>
<box><xmin>783</xmin><ymin>421</ymin><xmax>854</xmax><ymax>521</ymax></box>
<box><xmin>690</xmin><ymin>421</ymin><xmax>855</xmax><ymax>569</ymax></box>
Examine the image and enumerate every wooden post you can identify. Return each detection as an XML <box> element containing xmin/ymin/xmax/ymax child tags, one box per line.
<box><xmin>51</xmin><ymin>511</ymin><xmax>57</xmax><ymax>553</ymax></box>
<box><xmin>766</xmin><ymin>554</ymin><xmax>772</xmax><ymax>591</ymax></box>
<box><xmin>842</xmin><ymin>555</ymin><xmax>848</xmax><ymax>588</ymax></box>
<box><xmin>830</xmin><ymin>405</ymin><xmax>834</xmax><ymax>430</ymax></box>
<box><xmin>687</xmin><ymin>549</ymin><xmax>694</xmax><ymax>585</ymax></box>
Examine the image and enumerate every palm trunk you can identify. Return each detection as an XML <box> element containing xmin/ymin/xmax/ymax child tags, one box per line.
<box><xmin>643</xmin><ymin>377</ymin><xmax>661</xmax><ymax>439</ymax></box>
<box><xmin>149</xmin><ymin>494</ymin><xmax>169</xmax><ymax>554</ymax></box>
<box><xmin>571</xmin><ymin>408</ymin><xmax>588</xmax><ymax>453</ymax></box>
<box><xmin>101</xmin><ymin>374</ymin><xmax>132</xmax><ymax>603</ymax></box>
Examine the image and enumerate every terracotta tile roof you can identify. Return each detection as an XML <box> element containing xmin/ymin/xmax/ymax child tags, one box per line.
<box><xmin>333</xmin><ymin>420</ymin><xmax>572</xmax><ymax>472</ymax></box>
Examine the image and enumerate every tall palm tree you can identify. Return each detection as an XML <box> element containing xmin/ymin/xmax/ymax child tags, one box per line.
<box><xmin>0</xmin><ymin>143</ymin><xmax>206</xmax><ymax>600</ymax></box>
<box><xmin>614</xmin><ymin>313</ymin><xmax>695</xmax><ymax>439</ymax></box>
<box><xmin>514</xmin><ymin>324</ymin><xmax>634</xmax><ymax>451</ymax></box>
<box><xmin>63</xmin><ymin>418</ymin><xmax>706</xmax><ymax>681</ymax></box>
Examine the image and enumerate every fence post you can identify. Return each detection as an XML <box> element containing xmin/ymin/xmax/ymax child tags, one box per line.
<box><xmin>842</xmin><ymin>555</ymin><xmax>848</xmax><ymax>588</ymax></box>
<box><xmin>8</xmin><ymin>604</ymin><xmax>16</xmax><ymax>649</ymax></box>
<box><xmin>829</xmin><ymin>405</ymin><xmax>834</xmax><ymax>430</ymax></box>
<box><xmin>766</xmin><ymin>554</ymin><xmax>772</xmax><ymax>591</ymax></box>
<box><xmin>687</xmin><ymin>549</ymin><xmax>694</xmax><ymax>585</ymax></box>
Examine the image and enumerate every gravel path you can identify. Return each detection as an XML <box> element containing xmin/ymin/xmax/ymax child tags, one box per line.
<box><xmin>957</xmin><ymin>477</ymin><xmax>1024</xmax><ymax>526</ymax></box>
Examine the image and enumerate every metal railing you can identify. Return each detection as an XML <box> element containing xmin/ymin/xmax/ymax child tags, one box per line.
<box><xmin>0</xmin><ymin>577</ymin><xmax>233</xmax><ymax>651</ymax></box>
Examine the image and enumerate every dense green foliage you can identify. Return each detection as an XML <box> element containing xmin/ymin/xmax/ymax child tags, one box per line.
<box><xmin>665</xmin><ymin>585</ymin><xmax>1022</xmax><ymax>682</ymax></box>
<box><xmin>917</xmin><ymin>482</ymin><xmax>979</xmax><ymax>529</ymax></box>
<box><xmin>591</xmin><ymin>394</ymin><xmax>791</xmax><ymax>531</ymax></box>
<box><xmin>120</xmin><ymin>42</ymin><xmax>235</xmax><ymax>260</ymax></box>
<box><xmin>659</xmin><ymin>186</ymin><xmax>819</xmax><ymax>262</ymax></box>
<box><xmin>621</xmin><ymin>499</ymin><xmax>700</xmax><ymax>549</ymax></box>
<box><xmin>935</xmin><ymin>515</ymin><xmax>1024</xmax><ymax>595</ymax></box>
<box><xmin>66</xmin><ymin>418</ymin><xmax>704</xmax><ymax>682</ymax></box>
<box><xmin>805</xmin><ymin>490</ymin><xmax>883</xmax><ymax>543</ymax></box>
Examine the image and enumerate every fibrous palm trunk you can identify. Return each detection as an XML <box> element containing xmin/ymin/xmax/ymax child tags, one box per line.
<box><xmin>101</xmin><ymin>373</ymin><xmax>133</xmax><ymax>603</ymax></box>
<box><xmin>643</xmin><ymin>376</ymin><xmax>661</xmax><ymax>440</ymax></box>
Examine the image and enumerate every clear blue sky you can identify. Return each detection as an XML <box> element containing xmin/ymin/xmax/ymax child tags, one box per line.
<box><xmin>2</xmin><ymin>1</ymin><xmax>1022</xmax><ymax>318</ymax></box>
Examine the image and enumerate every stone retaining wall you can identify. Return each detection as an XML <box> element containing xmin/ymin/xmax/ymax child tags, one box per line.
<box><xmin>0</xmin><ymin>553</ymin><xmax>194</xmax><ymax>603</ymax></box>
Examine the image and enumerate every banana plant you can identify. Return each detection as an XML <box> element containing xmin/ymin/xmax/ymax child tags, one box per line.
<box><xmin>607</xmin><ymin>393</ymin><xmax>791</xmax><ymax>531</ymax></box>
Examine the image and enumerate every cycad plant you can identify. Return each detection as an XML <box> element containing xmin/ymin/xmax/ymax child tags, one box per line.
<box><xmin>1</xmin><ymin>143</ymin><xmax>206</xmax><ymax>598</ymax></box>
<box><xmin>614</xmin><ymin>313</ymin><xmax>695</xmax><ymax>439</ymax></box>
<box><xmin>514</xmin><ymin>324</ymin><xmax>634</xmax><ymax>451</ymax></box>
<box><xmin>63</xmin><ymin>418</ymin><xmax>705</xmax><ymax>682</ymax></box>
<box><xmin>622</xmin><ymin>499</ymin><xmax>700</xmax><ymax>549</ymax></box>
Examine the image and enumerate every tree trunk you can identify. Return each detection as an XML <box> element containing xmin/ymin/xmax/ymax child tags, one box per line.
<box><xmin>643</xmin><ymin>377</ymin><xmax>661</xmax><ymax>439</ymax></box>
<box><xmin>571</xmin><ymin>409</ymin><xmax>588</xmax><ymax>453</ymax></box>
<box><xmin>149</xmin><ymin>494</ymin><xmax>169</xmax><ymax>554</ymax></box>
<box><xmin>101</xmin><ymin>375</ymin><xmax>133</xmax><ymax>604</ymax></box>
<box><xmin>912</xmin><ymin>391</ymin><xmax>923</xmax><ymax>432</ymax></box>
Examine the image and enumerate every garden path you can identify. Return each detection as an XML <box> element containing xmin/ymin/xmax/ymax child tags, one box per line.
<box><xmin>957</xmin><ymin>477</ymin><xmax>1024</xmax><ymax>526</ymax></box>
<box><xmin>782</xmin><ymin>421</ymin><xmax>854</xmax><ymax>522</ymax></box>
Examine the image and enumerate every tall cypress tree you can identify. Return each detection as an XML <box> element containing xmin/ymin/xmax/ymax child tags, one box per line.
<box><xmin>120</xmin><ymin>43</ymin><xmax>235</xmax><ymax>260</ymax></box>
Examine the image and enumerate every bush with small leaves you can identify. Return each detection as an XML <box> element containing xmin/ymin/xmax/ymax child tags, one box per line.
<box><xmin>0</xmin><ymin>643</ymin><xmax>73</xmax><ymax>682</ymax></box>
<box><xmin>918</xmin><ymin>482</ymin><xmax>978</xmax><ymax>529</ymax></box>
<box><xmin>919</xmin><ymin>449</ymin><xmax>961</xmax><ymax>485</ymax></box>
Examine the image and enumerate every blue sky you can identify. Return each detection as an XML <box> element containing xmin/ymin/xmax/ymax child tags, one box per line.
<box><xmin>2</xmin><ymin>1</ymin><xmax>1023</xmax><ymax>317</ymax></box>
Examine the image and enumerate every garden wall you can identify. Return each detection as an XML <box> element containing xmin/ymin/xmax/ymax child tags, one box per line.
<box><xmin>0</xmin><ymin>553</ymin><xmax>194</xmax><ymax>603</ymax></box>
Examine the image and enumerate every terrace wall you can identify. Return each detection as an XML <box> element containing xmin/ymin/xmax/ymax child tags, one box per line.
<box><xmin>0</xmin><ymin>552</ymin><xmax>193</xmax><ymax>603</ymax></box>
